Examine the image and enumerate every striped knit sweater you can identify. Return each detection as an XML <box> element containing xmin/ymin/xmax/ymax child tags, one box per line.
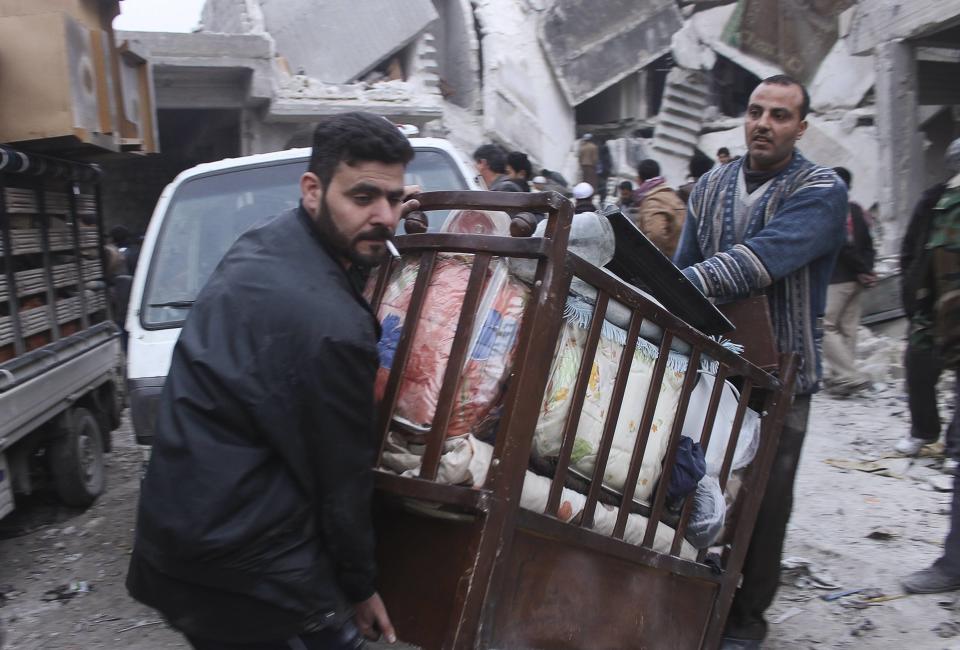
<box><xmin>673</xmin><ymin>151</ymin><xmax>847</xmax><ymax>394</ymax></box>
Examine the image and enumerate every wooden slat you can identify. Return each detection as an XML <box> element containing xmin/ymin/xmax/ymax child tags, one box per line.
<box><xmin>374</xmin><ymin>470</ymin><xmax>491</xmax><ymax>513</ymax></box>
<box><xmin>545</xmin><ymin>292</ymin><xmax>609</xmax><ymax>516</ymax></box>
<box><xmin>420</xmin><ymin>253</ymin><xmax>492</xmax><ymax>480</ymax></box>
<box><xmin>702</xmin><ymin>354</ymin><xmax>799</xmax><ymax>644</ymax></box>
<box><xmin>516</xmin><ymin>508</ymin><xmax>722</xmax><ymax>584</ymax></box>
<box><xmin>376</xmin><ymin>251</ymin><xmax>438</xmax><ymax>453</ymax></box>
<box><xmin>612</xmin><ymin>332</ymin><xmax>674</xmax><ymax>539</ymax></box>
<box><xmin>698</xmin><ymin>378</ymin><xmax>755</xmax><ymax>564</ymax></box>
<box><xmin>581</xmin><ymin>309</ymin><xmax>643</xmax><ymax>530</ymax></box>
<box><xmin>671</xmin><ymin>364</ymin><xmax>729</xmax><ymax>555</ymax></box>
<box><xmin>413</xmin><ymin>189</ymin><xmax>567</xmax><ymax>213</ymax></box>
<box><xmin>717</xmin><ymin>379</ymin><xmax>754</xmax><ymax>493</ymax></box>
<box><xmin>641</xmin><ymin>348</ymin><xmax>701</xmax><ymax>548</ymax></box>
<box><xmin>369</xmin><ymin>257</ymin><xmax>396</xmax><ymax>314</ymax></box>
<box><xmin>397</xmin><ymin>233</ymin><xmax>548</xmax><ymax>260</ymax></box>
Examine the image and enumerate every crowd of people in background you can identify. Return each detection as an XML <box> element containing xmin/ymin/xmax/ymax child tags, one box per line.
<box><xmin>470</xmin><ymin>80</ymin><xmax>960</xmax><ymax>648</ymax></box>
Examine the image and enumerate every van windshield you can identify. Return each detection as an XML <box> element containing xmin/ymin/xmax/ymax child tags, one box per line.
<box><xmin>141</xmin><ymin>148</ymin><xmax>469</xmax><ymax>328</ymax></box>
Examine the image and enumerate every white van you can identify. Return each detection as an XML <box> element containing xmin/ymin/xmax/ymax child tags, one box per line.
<box><xmin>126</xmin><ymin>138</ymin><xmax>482</xmax><ymax>444</ymax></box>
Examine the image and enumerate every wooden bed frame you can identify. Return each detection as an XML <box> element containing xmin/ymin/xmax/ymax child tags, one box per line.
<box><xmin>368</xmin><ymin>190</ymin><xmax>797</xmax><ymax>650</ymax></box>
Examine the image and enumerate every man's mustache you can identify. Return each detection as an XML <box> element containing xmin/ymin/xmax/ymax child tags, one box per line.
<box><xmin>355</xmin><ymin>226</ymin><xmax>394</xmax><ymax>242</ymax></box>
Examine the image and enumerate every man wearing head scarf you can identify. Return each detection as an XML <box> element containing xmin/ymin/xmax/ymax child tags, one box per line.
<box><xmin>895</xmin><ymin>139</ymin><xmax>960</xmax><ymax>460</ymax></box>
<box><xmin>901</xmin><ymin>137</ymin><xmax>960</xmax><ymax>594</ymax></box>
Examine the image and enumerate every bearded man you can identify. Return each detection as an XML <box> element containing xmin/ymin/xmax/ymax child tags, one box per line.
<box><xmin>127</xmin><ymin>112</ymin><xmax>417</xmax><ymax>650</ymax></box>
<box><xmin>674</xmin><ymin>75</ymin><xmax>848</xmax><ymax>649</ymax></box>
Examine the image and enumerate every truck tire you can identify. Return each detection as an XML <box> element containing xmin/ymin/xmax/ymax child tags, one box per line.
<box><xmin>50</xmin><ymin>407</ymin><xmax>106</xmax><ymax>508</ymax></box>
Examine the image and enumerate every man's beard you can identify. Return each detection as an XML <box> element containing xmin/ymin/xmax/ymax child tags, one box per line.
<box><xmin>314</xmin><ymin>196</ymin><xmax>392</xmax><ymax>267</ymax></box>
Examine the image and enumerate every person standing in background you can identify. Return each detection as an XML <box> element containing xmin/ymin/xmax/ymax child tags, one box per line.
<box><xmin>506</xmin><ymin>151</ymin><xmax>533</xmax><ymax>192</ymax></box>
<box><xmin>822</xmin><ymin>166</ymin><xmax>876</xmax><ymax>396</ymax></box>
<box><xmin>578</xmin><ymin>134</ymin><xmax>599</xmax><ymax>190</ymax></box>
<box><xmin>474</xmin><ymin>144</ymin><xmax>524</xmax><ymax>192</ymax></box>
<box><xmin>634</xmin><ymin>158</ymin><xmax>686</xmax><ymax>258</ymax></box>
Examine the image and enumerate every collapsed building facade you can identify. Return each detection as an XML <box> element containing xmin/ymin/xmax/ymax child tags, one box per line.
<box><xmin>100</xmin><ymin>0</ymin><xmax>959</xmax><ymax>256</ymax></box>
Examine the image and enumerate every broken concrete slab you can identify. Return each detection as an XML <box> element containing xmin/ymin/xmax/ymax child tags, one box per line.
<box><xmin>539</xmin><ymin>0</ymin><xmax>682</xmax><ymax>106</ymax></box>
<box><xmin>929</xmin><ymin>475</ymin><xmax>955</xmax><ymax>492</ymax></box>
<box><xmin>729</xmin><ymin>0</ymin><xmax>855</xmax><ymax>82</ymax></box>
<box><xmin>795</xmin><ymin>115</ymin><xmax>880</xmax><ymax>211</ymax></box>
<box><xmin>473</xmin><ymin>0</ymin><xmax>577</xmax><ymax>181</ymax></box>
<box><xmin>257</xmin><ymin>0</ymin><xmax>437</xmax><ymax>83</ymax></box>
<box><xmin>670</xmin><ymin>3</ymin><xmax>737</xmax><ymax>71</ymax></box>
<box><xmin>808</xmin><ymin>35</ymin><xmax>875</xmax><ymax>111</ymax></box>
<box><xmin>200</xmin><ymin>0</ymin><xmax>264</xmax><ymax>35</ymax></box>
<box><xmin>847</xmin><ymin>0</ymin><xmax>960</xmax><ymax>55</ymax></box>
<box><xmin>698</xmin><ymin>125</ymin><xmax>745</xmax><ymax>165</ymax></box>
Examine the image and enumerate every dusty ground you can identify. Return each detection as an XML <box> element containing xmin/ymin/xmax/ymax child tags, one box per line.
<box><xmin>1</xmin><ymin>372</ymin><xmax>958</xmax><ymax>649</ymax></box>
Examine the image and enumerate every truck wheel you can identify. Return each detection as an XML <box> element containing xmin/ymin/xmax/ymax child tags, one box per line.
<box><xmin>50</xmin><ymin>407</ymin><xmax>106</xmax><ymax>507</ymax></box>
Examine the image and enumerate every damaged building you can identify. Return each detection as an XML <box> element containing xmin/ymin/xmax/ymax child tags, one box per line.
<box><xmin>8</xmin><ymin>0</ymin><xmax>954</xmax><ymax>258</ymax></box>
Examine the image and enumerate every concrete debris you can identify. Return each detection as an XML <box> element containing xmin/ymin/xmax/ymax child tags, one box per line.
<box><xmin>865</xmin><ymin>528</ymin><xmax>896</xmax><ymax>541</ymax></box>
<box><xmin>770</xmin><ymin>606</ymin><xmax>804</xmax><ymax>624</ymax></box>
<box><xmin>41</xmin><ymin>581</ymin><xmax>91</xmax><ymax>602</ymax></box>
<box><xmin>473</xmin><ymin>0</ymin><xmax>577</xmax><ymax>180</ymax></box>
<box><xmin>731</xmin><ymin>0</ymin><xmax>855</xmax><ymax>82</ymax></box>
<box><xmin>929</xmin><ymin>475</ymin><xmax>955</xmax><ymax>492</ymax></box>
<box><xmin>808</xmin><ymin>32</ymin><xmax>876</xmax><ymax>111</ymax></box>
<box><xmin>794</xmin><ymin>115</ymin><xmax>880</xmax><ymax>212</ymax></box>
<box><xmin>935</xmin><ymin>621</ymin><xmax>960</xmax><ymax>639</ymax></box>
<box><xmin>824</xmin><ymin>457</ymin><xmax>910</xmax><ymax>478</ymax></box>
<box><xmin>258</xmin><ymin>0</ymin><xmax>437</xmax><ymax>83</ymax></box>
<box><xmin>670</xmin><ymin>18</ymin><xmax>716</xmax><ymax>71</ymax></box>
<box><xmin>781</xmin><ymin>556</ymin><xmax>842</xmax><ymax>590</ymax></box>
<box><xmin>651</xmin><ymin>68</ymin><xmax>711</xmax><ymax>186</ymax></box>
<box><xmin>539</xmin><ymin>0</ymin><xmax>682</xmax><ymax>106</ymax></box>
<box><xmin>847</xmin><ymin>0</ymin><xmax>960</xmax><ymax>55</ymax></box>
<box><xmin>850</xmin><ymin>618</ymin><xmax>876</xmax><ymax>637</ymax></box>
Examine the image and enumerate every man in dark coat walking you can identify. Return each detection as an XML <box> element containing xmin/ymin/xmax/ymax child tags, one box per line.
<box><xmin>127</xmin><ymin>112</ymin><xmax>417</xmax><ymax>649</ymax></box>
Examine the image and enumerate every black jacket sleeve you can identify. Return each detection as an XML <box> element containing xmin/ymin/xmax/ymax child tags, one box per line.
<box><xmin>251</xmin><ymin>318</ymin><xmax>380</xmax><ymax>603</ymax></box>
<box><xmin>901</xmin><ymin>184</ymin><xmax>947</xmax><ymax>314</ymax></box>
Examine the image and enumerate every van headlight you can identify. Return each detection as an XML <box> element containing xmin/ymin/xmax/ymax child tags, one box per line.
<box><xmin>127</xmin><ymin>377</ymin><xmax>164</xmax><ymax>445</ymax></box>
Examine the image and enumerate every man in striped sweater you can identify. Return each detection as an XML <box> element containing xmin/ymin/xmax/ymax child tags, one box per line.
<box><xmin>674</xmin><ymin>75</ymin><xmax>848</xmax><ymax>649</ymax></box>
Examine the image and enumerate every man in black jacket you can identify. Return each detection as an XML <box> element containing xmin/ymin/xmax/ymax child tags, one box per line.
<box><xmin>822</xmin><ymin>167</ymin><xmax>876</xmax><ymax>395</ymax></box>
<box><xmin>127</xmin><ymin>112</ymin><xmax>416</xmax><ymax>649</ymax></box>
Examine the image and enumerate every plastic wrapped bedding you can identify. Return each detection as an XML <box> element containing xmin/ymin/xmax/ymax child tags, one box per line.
<box><xmin>532</xmin><ymin>317</ymin><xmax>690</xmax><ymax>504</ymax></box>
<box><xmin>372</xmin><ymin>209</ymin><xmax>529</xmax><ymax>440</ymax></box>
<box><xmin>379</xmin><ymin>432</ymin><xmax>697</xmax><ymax>559</ymax></box>
<box><xmin>680</xmin><ymin>371</ymin><xmax>761</xmax><ymax>478</ymax></box>
<box><xmin>373</xmin><ymin>256</ymin><xmax>529</xmax><ymax>439</ymax></box>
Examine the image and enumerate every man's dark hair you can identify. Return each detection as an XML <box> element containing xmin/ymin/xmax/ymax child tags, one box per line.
<box><xmin>637</xmin><ymin>158</ymin><xmax>660</xmax><ymax>181</ymax></box>
<box><xmin>506</xmin><ymin>151</ymin><xmax>533</xmax><ymax>179</ymax></box>
<box><xmin>717</xmin><ymin>147</ymin><xmax>730</xmax><ymax>157</ymax></box>
<box><xmin>690</xmin><ymin>151</ymin><xmax>714</xmax><ymax>179</ymax></box>
<box><xmin>618</xmin><ymin>180</ymin><xmax>634</xmax><ymax>191</ymax></box>
<box><xmin>109</xmin><ymin>225</ymin><xmax>130</xmax><ymax>246</ymax></box>
<box><xmin>473</xmin><ymin>144</ymin><xmax>508</xmax><ymax>173</ymax></box>
<box><xmin>832</xmin><ymin>166</ymin><xmax>852</xmax><ymax>189</ymax></box>
<box><xmin>760</xmin><ymin>74</ymin><xmax>811</xmax><ymax>120</ymax></box>
<box><xmin>308</xmin><ymin>112</ymin><xmax>414</xmax><ymax>188</ymax></box>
